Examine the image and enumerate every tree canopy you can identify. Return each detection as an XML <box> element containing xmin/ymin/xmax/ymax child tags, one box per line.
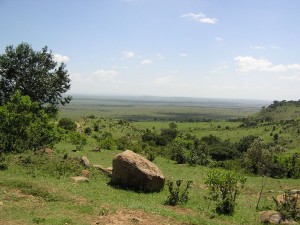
<box><xmin>0</xmin><ymin>43</ymin><xmax>71</xmax><ymax>109</ymax></box>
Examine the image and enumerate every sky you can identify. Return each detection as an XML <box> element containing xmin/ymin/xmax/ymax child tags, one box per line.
<box><xmin>1</xmin><ymin>0</ymin><xmax>300</xmax><ymax>100</ymax></box>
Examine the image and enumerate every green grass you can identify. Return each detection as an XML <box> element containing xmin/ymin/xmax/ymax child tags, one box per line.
<box><xmin>1</xmin><ymin>146</ymin><xmax>300</xmax><ymax>225</ymax></box>
<box><xmin>2</xmin><ymin>99</ymin><xmax>300</xmax><ymax>224</ymax></box>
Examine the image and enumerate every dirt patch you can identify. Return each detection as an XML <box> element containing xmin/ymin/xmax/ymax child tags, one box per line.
<box><xmin>93</xmin><ymin>208</ymin><xmax>181</xmax><ymax>225</ymax></box>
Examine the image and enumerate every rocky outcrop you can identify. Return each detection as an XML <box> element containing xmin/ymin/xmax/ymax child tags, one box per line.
<box><xmin>81</xmin><ymin>156</ymin><xmax>90</xmax><ymax>168</ymax></box>
<box><xmin>111</xmin><ymin>150</ymin><xmax>165</xmax><ymax>192</ymax></box>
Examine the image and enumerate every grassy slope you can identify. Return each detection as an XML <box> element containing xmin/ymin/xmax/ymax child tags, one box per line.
<box><xmin>1</xmin><ymin>100</ymin><xmax>300</xmax><ymax>224</ymax></box>
<box><xmin>1</xmin><ymin>148</ymin><xmax>300</xmax><ymax>225</ymax></box>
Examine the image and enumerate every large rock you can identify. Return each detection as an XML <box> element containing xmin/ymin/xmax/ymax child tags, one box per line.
<box><xmin>259</xmin><ymin>211</ymin><xmax>282</xmax><ymax>224</ymax></box>
<box><xmin>111</xmin><ymin>150</ymin><xmax>165</xmax><ymax>192</ymax></box>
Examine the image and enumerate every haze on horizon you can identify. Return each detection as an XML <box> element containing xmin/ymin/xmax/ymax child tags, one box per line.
<box><xmin>1</xmin><ymin>0</ymin><xmax>300</xmax><ymax>101</ymax></box>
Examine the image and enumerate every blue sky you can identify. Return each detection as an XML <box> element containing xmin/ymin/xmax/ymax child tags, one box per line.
<box><xmin>1</xmin><ymin>0</ymin><xmax>300</xmax><ymax>100</ymax></box>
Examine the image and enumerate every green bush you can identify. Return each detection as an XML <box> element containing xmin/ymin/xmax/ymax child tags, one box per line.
<box><xmin>84</xmin><ymin>127</ymin><xmax>92</xmax><ymax>135</ymax></box>
<box><xmin>165</xmin><ymin>180</ymin><xmax>192</xmax><ymax>206</ymax></box>
<box><xmin>68</xmin><ymin>132</ymin><xmax>87</xmax><ymax>151</ymax></box>
<box><xmin>0</xmin><ymin>91</ymin><xmax>60</xmax><ymax>153</ymax></box>
<box><xmin>205</xmin><ymin>170</ymin><xmax>246</xmax><ymax>215</ymax></box>
<box><xmin>58</xmin><ymin>118</ymin><xmax>77</xmax><ymax>131</ymax></box>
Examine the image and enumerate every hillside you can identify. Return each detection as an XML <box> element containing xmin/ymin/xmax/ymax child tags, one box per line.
<box><xmin>253</xmin><ymin>100</ymin><xmax>300</xmax><ymax>124</ymax></box>
<box><xmin>1</xmin><ymin>100</ymin><xmax>300</xmax><ymax>225</ymax></box>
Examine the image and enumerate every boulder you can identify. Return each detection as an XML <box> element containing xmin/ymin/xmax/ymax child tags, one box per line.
<box><xmin>71</xmin><ymin>176</ymin><xmax>89</xmax><ymax>183</ymax></box>
<box><xmin>81</xmin><ymin>156</ymin><xmax>90</xmax><ymax>168</ymax></box>
<box><xmin>111</xmin><ymin>150</ymin><xmax>165</xmax><ymax>192</ymax></box>
<box><xmin>259</xmin><ymin>211</ymin><xmax>282</xmax><ymax>224</ymax></box>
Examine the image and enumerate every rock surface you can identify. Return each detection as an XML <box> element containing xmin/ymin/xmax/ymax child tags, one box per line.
<box><xmin>93</xmin><ymin>165</ymin><xmax>113</xmax><ymax>177</ymax></box>
<box><xmin>81</xmin><ymin>156</ymin><xmax>91</xmax><ymax>168</ymax></box>
<box><xmin>111</xmin><ymin>150</ymin><xmax>165</xmax><ymax>192</ymax></box>
<box><xmin>71</xmin><ymin>176</ymin><xmax>89</xmax><ymax>183</ymax></box>
<box><xmin>259</xmin><ymin>211</ymin><xmax>282</xmax><ymax>224</ymax></box>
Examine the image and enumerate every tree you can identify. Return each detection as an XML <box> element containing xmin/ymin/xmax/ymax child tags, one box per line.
<box><xmin>0</xmin><ymin>92</ymin><xmax>60</xmax><ymax>153</ymax></box>
<box><xmin>0</xmin><ymin>43</ymin><xmax>71</xmax><ymax>111</ymax></box>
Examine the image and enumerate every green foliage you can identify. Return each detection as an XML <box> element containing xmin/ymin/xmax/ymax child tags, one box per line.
<box><xmin>0</xmin><ymin>43</ymin><xmax>71</xmax><ymax>109</ymax></box>
<box><xmin>272</xmin><ymin>190</ymin><xmax>300</xmax><ymax>221</ymax></box>
<box><xmin>98</xmin><ymin>132</ymin><xmax>115</xmax><ymax>150</ymax></box>
<box><xmin>169</xmin><ymin>137</ymin><xmax>190</xmax><ymax>164</ymax></box>
<box><xmin>235</xmin><ymin>135</ymin><xmax>259</xmax><ymax>153</ymax></box>
<box><xmin>68</xmin><ymin>132</ymin><xmax>87</xmax><ymax>151</ymax></box>
<box><xmin>165</xmin><ymin>180</ymin><xmax>192</xmax><ymax>206</ymax></box>
<box><xmin>187</xmin><ymin>139</ymin><xmax>210</xmax><ymax>166</ymax></box>
<box><xmin>201</xmin><ymin>135</ymin><xmax>240</xmax><ymax>161</ymax></box>
<box><xmin>0</xmin><ymin>153</ymin><xmax>8</xmax><ymax>170</ymax></box>
<box><xmin>0</xmin><ymin>92</ymin><xmax>60</xmax><ymax>153</ymax></box>
<box><xmin>205</xmin><ymin>170</ymin><xmax>246</xmax><ymax>215</ymax></box>
<box><xmin>58</xmin><ymin>118</ymin><xmax>76</xmax><ymax>131</ymax></box>
<box><xmin>84</xmin><ymin>127</ymin><xmax>92</xmax><ymax>135</ymax></box>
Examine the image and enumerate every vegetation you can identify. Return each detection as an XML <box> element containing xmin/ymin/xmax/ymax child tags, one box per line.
<box><xmin>205</xmin><ymin>170</ymin><xmax>246</xmax><ymax>215</ymax></box>
<box><xmin>0</xmin><ymin>92</ymin><xmax>60</xmax><ymax>153</ymax></box>
<box><xmin>165</xmin><ymin>180</ymin><xmax>192</xmax><ymax>206</ymax></box>
<box><xmin>0</xmin><ymin>43</ymin><xmax>71</xmax><ymax>110</ymax></box>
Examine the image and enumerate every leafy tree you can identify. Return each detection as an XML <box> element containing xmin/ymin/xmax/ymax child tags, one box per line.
<box><xmin>0</xmin><ymin>91</ymin><xmax>60</xmax><ymax>153</ymax></box>
<box><xmin>0</xmin><ymin>43</ymin><xmax>71</xmax><ymax>112</ymax></box>
<box><xmin>235</xmin><ymin>135</ymin><xmax>259</xmax><ymax>153</ymax></box>
<box><xmin>243</xmin><ymin>139</ymin><xmax>270</xmax><ymax>175</ymax></box>
<box><xmin>188</xmin><ymin>139</ymin><xmax>210</xmax><ymax>166</ymax></box>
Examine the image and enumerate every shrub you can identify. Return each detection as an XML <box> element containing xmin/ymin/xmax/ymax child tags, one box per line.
<box><xmin>84</xmin><ymin>127</ymin><xmax>92</xmax><ymax>135</ymax></box>
<box><xmin>98</xmin><ymin>132</ymin><xmax>115</xmax><ymax>150</ymax></box>
<box><xmin>205</xmin><ymin>170</ymin><xmax>246</xmax><ymax>215</ymax></box>
<box><xmin>68</xmin><ymin>132</ymin><xmax>87</xmax><ymax>151</ymax></box>
<box><xmin>58</xmin><ymin>118</ymin><xmax>77</xmax><ymax>131</ymax></box>
<box><xmin>165</xmin><ymin>180</ymin><xmax>192</xmax><ymax>206</ymax></box>
<box><xmin>0</xmin><ymin>91</ymin><xmax>60</xmax><ymax>153</ymax></box>
<box><xmin>169</xmin><ymin>137</ymin><xmax>190</xmax><ymax>164</ymax></box>
<box><xmin>272</xmin><ymin>190</ymin><xmax>300</xmax><ymax>221</ymax></box>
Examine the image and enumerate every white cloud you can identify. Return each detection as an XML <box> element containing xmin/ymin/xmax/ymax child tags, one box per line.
<box><xmin>179</xmin><ymin>53</ymin><xmax>188</xmax><ymax>57</ymax></box>
<box><xmin>141</xmin><ymin>59</ymin><xmax>153</xmax><ymax>65</ymax></box>
<box><xmin>54</xmin><ymin>53</ymin><xmax>69</xmax><ymax>63</ymax></box>
<box><xmin>250</xmin><ymin>46</ymin><xmax>266</xmax><ymax>50</ymax></box>
<box><xmin>92</xmin><ymin>69</ymin><xmax>118</xmax><ymax>81</ymax></box>
<box><xmin>278</xmin><ymin>75</ymin><xmax>300</xmax><ymax>81</ymax></box>
<box><xmin>215</xmin><ymin>37</ymin><xmax>223</xmax><ymax>41</ymax></box>
<box><xmin>156</xmin><ymin>53</ymin><xmax>164</xmax><ymax>59</ymax></box>
<box><xmin>123</xmin><ymin>51</ymin><xmax>135</xmax><ymax>59</ymax></box>
<box><xmin>181</xmin><ymin>13</ymin><xmax>217</xmax><ymax>24</ymax></box>
<box><xmin>155</xmin><ymin>76</ymin><xmax>173</xmax><ymax>85</ymax></box>
<box><xmin>271</xmin><ymin>45</ymin><xmax>281</xmax><ymax>49</ymax></box>
<box><xmin>234</xmin><ymin>56</ymin><xmax>300</xmax><ymax>73</ymax></box>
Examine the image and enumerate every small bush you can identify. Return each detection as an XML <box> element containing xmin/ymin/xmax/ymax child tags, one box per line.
<box><xmin>205</xmin><ymin>170</ymin><xmax>246</xmax><ymax>215</ymax></box>
<box><xmin>165</xmin><ymin>180</ymin><xmax>192</xmax><ymax>206</ymax></box>
<box><xmin>84</xmin><ymin>127</ymin><xmax>92</xmax><ymax>135</ymax></box>
<box><xmin>272</xmin><ymin>190</ymin><xmax>300</xmax><ymax>221</ymax></box>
